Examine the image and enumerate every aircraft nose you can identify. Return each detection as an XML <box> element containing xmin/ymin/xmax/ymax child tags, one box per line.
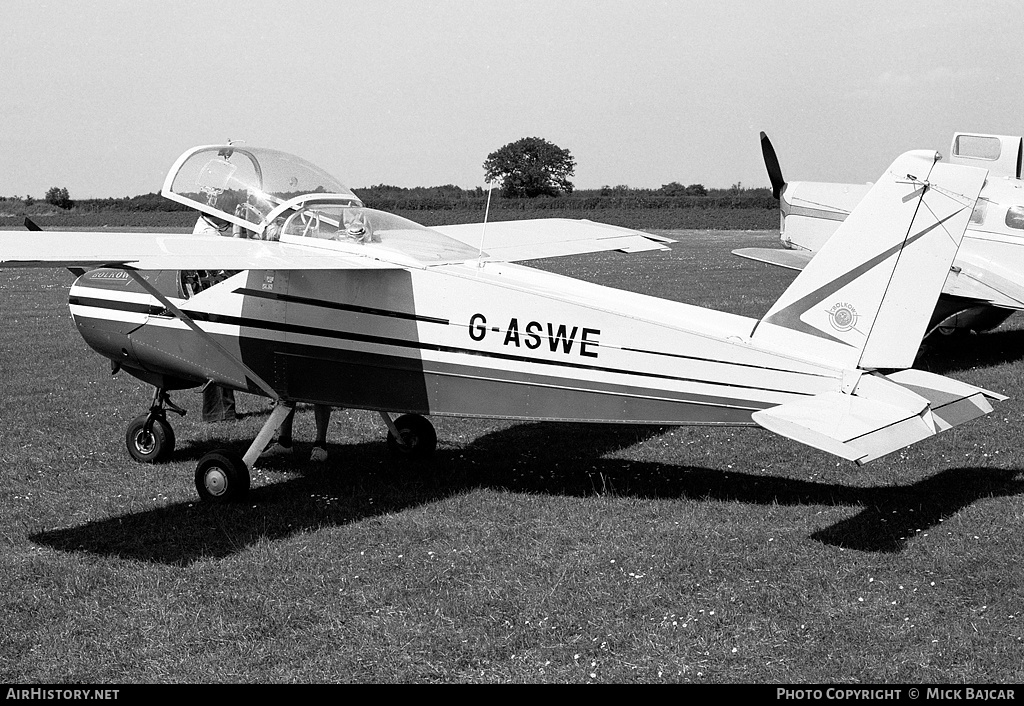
<box><xmin>68</xmin><ymin>271</ymin><xmax>146</xmax><ymax>368</ymax></box>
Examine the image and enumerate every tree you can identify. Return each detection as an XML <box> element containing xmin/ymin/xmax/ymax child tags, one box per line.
<box><xmin>483</xmin><ymin>137</ymin><xmax>576</xmax><ymax>198</ymax></box>
<box><xmin>45</xmin><ymin>186</ymin><xmax>73</xmax><ymax>209</ymax></box>
<box><xmin>660</xmin><ymin>182</ymin><xmax>707</xmax><ymax>197</ymax></box>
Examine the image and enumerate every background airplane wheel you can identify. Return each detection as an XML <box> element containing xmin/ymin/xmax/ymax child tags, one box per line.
<box><xmin>386</xmin><ymin>414</ymin><xmax>437</xmax><ymax>458</ymax></box>
<box><xmin>195</xmin><ymin>450</ymin><xmax>250</xmax><ymax>503</ymax></box>
<box><xmin>125</xmin><ymin>414</ymin><xmax>175</xmax><ymax>463</ymax></box>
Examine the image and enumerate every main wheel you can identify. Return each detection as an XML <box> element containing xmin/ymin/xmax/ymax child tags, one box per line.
<box><xmin>125</xmin><ymin>414</ymin><xmax>175</xmax><ymax>463</ymax></box>
<box><xmin>195</xmin><ymin>450</ymin><xmax>250</xmax><ymax>503</ymax></box>
<box><xmin>386</xmin><ymin>414</ymin><xmax>437</xmax><ymax>459</ymax></box>
<box><xmin>934</xmin><ymin>323</ymin><xmax>964</xmax><ymax>337</ymax></box>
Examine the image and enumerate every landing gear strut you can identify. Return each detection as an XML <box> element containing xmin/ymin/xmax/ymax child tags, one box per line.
<box><xmin>190</xmin><ymin>406</ymin><xmax>439</xmax><ymax>503</ymax></box>
<box><xmin>125</xmin><ymin>388</ymin><xmax>186</xmax><ymax>463</ymax></box>
<box><xmin>194</xmin><ymin>400</ymin><xmax>294</xmax><ymax>503</ymax></box>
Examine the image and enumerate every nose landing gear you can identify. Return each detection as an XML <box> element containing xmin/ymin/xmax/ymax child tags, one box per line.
<box><xmin>125</xmin><ymin>388</ymin><xmax>187</xmax><ymax>463</ymax></box>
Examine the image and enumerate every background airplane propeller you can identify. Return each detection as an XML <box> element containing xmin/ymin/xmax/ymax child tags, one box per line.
<box><xmin>760</xmin><ymin>131</ymin><xmax>786</xmax><ymax>200</ymax></box>
<box><xmin>25</xmin><ymin>217</ymin><xmax>85</xmax><ymax>276</ymax></box>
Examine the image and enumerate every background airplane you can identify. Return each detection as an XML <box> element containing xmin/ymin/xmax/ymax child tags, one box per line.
<box><xmin>0</xmin><ymin>143</ymin><xmax>1005</xmax><ymax>503</ymax></box>
<box><xmin>735</xmin><ymin>131</ymin><xmax>1024</xmax><ymax>337</ymax></box>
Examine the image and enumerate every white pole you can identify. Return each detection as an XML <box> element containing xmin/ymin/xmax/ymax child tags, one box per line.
<box><xmin>477</xmin><ymin>180</ymin><xmax>494</xmax><ymax>267</ymax></box>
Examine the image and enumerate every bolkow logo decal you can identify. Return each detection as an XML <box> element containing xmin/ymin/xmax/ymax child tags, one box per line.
<box><xmin>828</xmin><ymin>302</ymin><xmax>859</xmax><ymax>332</ymax></box>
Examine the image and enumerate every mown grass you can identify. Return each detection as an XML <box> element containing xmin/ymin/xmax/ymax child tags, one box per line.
<box><xmin>1</xmin><ymin>229</ymin><xmax>1022</xmax><ymax>684</ymax></box>
<box><xmin>3</xmin><ymin>205</ymin><xmax>775</xmax><ymax>231</ymax></box>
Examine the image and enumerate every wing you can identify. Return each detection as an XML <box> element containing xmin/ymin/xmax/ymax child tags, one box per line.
<box><xmin>431</xmin><ymin>219</ymin><xmax>674</xmax><ymax>261</ymax></box>
<box><xmin>0</xmin><ymin>231</ymin><xmax>401</xmax><ymax>271</ymax></box>
<box><xmin>945</xmin><ymin>250</ymin><xmax>1024</xmax><ymax>308</ymax></box>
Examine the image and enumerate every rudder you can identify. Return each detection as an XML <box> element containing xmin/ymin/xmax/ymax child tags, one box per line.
<box><xmin>750</xmin><ymin>150</ymin><xmax>988</xmax><ymax>370</ymax></box>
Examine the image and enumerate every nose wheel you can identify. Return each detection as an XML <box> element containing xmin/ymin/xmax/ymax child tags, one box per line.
<box><xmin>125</xmin><ymin>413</ymin><xmax>175</xmax><ymax>463</ymax></box>
<box><xmin>125</xmin><ymin>388</ymin><xmax>186</xmax><ymax>463</ymax></box>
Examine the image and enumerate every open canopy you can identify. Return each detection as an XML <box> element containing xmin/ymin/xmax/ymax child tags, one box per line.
<box><xmin>160</xmin><ymin>144</ymin><xmax>483</xmax><ymax>264</ymax></box>
<box><xmin>161</xmin><ymin>144</ymin><xmax>363</xmax><ymax>235</ymax></box>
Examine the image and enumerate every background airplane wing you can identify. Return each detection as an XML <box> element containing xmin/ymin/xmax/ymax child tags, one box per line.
<box><xmin>0</xmin><ymin>231</ymin><xmax>402</xmax><ymax>271</ymax></box>
<box><xmin>431</xmin><ymin>219</ymin><xmax>674</xmax><ymax>261</ymax></box>
<box><xmin>945</xmin><ymin>252</ymin><xmax>1024</xmax><ymax>308</ymax></box>
<box><xmin>732</xmin><ymin>247</ymin><xmax>812</xmax><ymax>271</ymax></box>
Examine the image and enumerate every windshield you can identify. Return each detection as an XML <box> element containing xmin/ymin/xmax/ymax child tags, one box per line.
<box><xmin>277</xmin><ymin>203</ymin><xmax>483</xmax><ymax>263</ymax></box>
<box><xmin>163</xmin><ymin>145</ymin><xmax>361</xmax><ymax>233</ymax></box>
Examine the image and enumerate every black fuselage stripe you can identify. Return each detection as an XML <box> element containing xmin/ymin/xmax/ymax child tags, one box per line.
<box><xmin>237</xmin><ymin>288</ymin><xmax>825</xmax><ymax>379</ymax></box>
<box><xmin>69</xmin><ymin>296</ymin><xmax>159</xmax><ymax>315</ymax></box>
<box><xmin>620</xmin><ymin>345</ymin><xmax>832</xmax><ymax>377</ymax></box>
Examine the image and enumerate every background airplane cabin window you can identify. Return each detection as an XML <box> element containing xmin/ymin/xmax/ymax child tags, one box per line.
<box><xmin>1005</xmin><ymin>205</ymin><xmax>1024</xmax><ymax>230</ymax></box>
<box><xmin>955</xmin><ymin>135</ymin><xmax>1001</xmax><ymax>160</ymax></box>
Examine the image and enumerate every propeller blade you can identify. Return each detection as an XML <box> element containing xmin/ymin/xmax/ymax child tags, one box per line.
<box><xmin>23</xmin><ymin>218</ymin><xmax>84</xmax><ymax>275</ymax></box>
<box><xmin>760</xmin><ymin>131</ymin><xmax>785</xmax><ymax>200</ymax></box>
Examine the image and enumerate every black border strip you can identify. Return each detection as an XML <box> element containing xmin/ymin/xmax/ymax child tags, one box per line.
<box><xmin>235</xmin><ymin>287</ymin><xmax>449</xmax><ymax>325</ymax></box>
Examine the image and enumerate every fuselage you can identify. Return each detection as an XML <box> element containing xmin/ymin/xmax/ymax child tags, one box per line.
<box><xmin>68</xmin><ymin>261</ymin><xmax>846</xmax><ymax>426</ymax></box>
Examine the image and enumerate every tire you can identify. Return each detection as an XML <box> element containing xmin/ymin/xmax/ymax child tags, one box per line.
<box><xmin>195</xmin><ymin>450</ymin><xmax>250</xmax><ymax>503</ymax></box>
<box><xmin>125</xmin><ymin>414</ymin><xmax>175</xmax><ymax>463</ymax></box>
<box><xmin>386</xmin><ymin>414</ymin><xmax>437</xmax><ymax>459</ymax></box>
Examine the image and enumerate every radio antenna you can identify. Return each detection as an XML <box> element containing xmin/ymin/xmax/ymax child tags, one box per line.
<box><xmin>477</xmin><ymin>180</ymin><xmax>494</xmax><ymax>266</ymax></box>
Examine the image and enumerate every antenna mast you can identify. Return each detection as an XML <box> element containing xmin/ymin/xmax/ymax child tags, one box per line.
<box><xmin>477</xmin><ymin>180</ymin><xmax>494</xmax><ymax>266</ymax></box>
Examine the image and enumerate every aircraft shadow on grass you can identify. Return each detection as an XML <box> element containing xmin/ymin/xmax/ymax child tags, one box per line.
<box><xmin>30</xmin><ymin>420</ymin><xmax>1024</xmax><ymax>563</ymax></box>
<box><xmin>915</xmin><ymin>326</ymin><xmax>1024</xmax><ymax>374</ymax></box>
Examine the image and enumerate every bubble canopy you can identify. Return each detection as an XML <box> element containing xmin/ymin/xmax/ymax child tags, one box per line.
<box><xmin>161</xmin><ymin>144</ymin><xmax>482</xmax><ymax>263</ymax></box>
<box><xmin>162</xmin><ymin>145</ymin><xmax>362</xmax><ymax>229</ymax></box>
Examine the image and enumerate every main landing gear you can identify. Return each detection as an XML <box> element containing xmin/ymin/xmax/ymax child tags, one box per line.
<box><xmin>381</xmin><ymin>412</ymin><xmax>437</xmax><ymax>459</ymax></box>
<box><xmin>125</xmin><ymin>388</ymin><xmax>187</xmax><ymax>463</ymax></box>
<box><xmin>191</xmin><ymin>405</ymin><xmax>438</xmax><ymax>503</ymax></box>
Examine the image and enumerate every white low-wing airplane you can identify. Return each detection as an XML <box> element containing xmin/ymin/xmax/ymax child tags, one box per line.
<box><xmin>0</xmin><ymin>144</ymin><xmax>1006</xmax><ymax>503</ymax></box>
<box><xmin>736</xmin><ymin>131</ymin><xmax>1024</xmax><ymax>335</ymax></box>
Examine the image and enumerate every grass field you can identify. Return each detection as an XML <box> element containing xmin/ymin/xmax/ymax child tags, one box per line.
<box><xmin>4</xmin><ymin>203</ymin><xmax>776</xmax><ymax>231</ymax></box>
<box><xmin>1</xmin><ymin>229</ymin><xmax>1022</xmax><ymax>684</ymax></box>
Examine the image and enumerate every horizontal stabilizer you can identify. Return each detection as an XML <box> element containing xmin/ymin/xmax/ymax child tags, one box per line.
<box><xmin>752</xmin><ymin>370</ymin><xmax>1003</xmax><ymax>464</ymax></box>
<box><xmin>884</xmin><ymin>368</ymin><xmax>1006</xmax><ymax>431</ymax></box>
<box><xmin>733</xmin><ymin>247</ymin><xmax>811</xmax><ymax>271</ymax></box>
<box><xmin>432</xmin><ymin>219</ymin><xmax>674</xmax><ymax>262</ymax></box>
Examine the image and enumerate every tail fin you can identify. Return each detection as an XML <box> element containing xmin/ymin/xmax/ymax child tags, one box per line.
<box><xmin>750</xmin><ymin>150</ymin><xmax>988</xmax><ymax>370</ymax></box>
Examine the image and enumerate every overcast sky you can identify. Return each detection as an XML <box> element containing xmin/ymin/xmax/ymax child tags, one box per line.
<box><xmin>2</xmin><ymin>0</ymin><xmax>1022</xmax><ymax>198</ymax></box>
